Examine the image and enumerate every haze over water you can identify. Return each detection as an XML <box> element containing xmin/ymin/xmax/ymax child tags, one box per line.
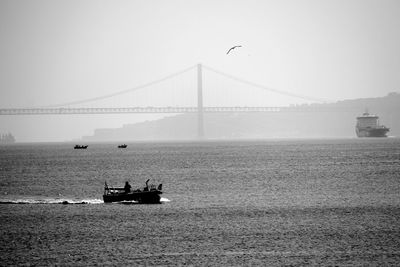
<box><xmin>1</xmin><ymin>139</ymin><xmax>399</xmax><ymax>265</ymax></box>
<box><xmin>1</xmin><ymin>0</ymin><xmax>400</xmax><ymax>142</ymax></box>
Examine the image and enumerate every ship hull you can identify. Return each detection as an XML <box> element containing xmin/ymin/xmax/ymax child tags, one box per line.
<box><xmin>356</xmin><ymin>127</ymin><xmax>389</xmax><ymax>137</ymax></box>
<box><xmin>103</xmin><ymin>190</ymin><xmax>162</xmax><ymax>204</ymax></box>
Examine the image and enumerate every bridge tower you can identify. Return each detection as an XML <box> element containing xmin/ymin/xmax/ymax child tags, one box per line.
<box><xmin>197</xmin><ymin>63</ymin><xmax>205</xmax><ymax>139</ymax></box>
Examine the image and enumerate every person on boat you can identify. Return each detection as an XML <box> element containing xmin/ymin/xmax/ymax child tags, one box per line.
<box><xmin>144</xmin><ymin>179</ymin><xmax>150</xmax><ymax>191</ymax></box>
<box><xmin>124</xmin><ymin>181</ymin><xmax>131</xmax><ymax>193</ymax></box>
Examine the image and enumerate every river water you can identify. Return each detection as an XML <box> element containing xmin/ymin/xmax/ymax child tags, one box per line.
<box><xmin>1</xmin><ymin>139</ymin><xmax>399</xmax><ymax>265</ymax></box>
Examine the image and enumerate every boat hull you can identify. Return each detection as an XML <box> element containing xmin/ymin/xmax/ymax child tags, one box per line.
<box><xmin>103</xmin><ymin>190</ymin><xmax>162</xmax><ymax>204</ymax></box>
<box><xmin>356</xmin><ymin>127</ymin><xmax>389</xmax><ymax>137</ymax></box>
<box><xmin>74</xmin><ymin>145</ymin><xmax>88</xmax><ymax>149</ymax></box>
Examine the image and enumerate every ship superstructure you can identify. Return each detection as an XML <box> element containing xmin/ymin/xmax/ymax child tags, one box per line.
<box><xmin>356</xmin><ymin>111</ymin><xmax>389</xmax><ymax>137</ymax></box>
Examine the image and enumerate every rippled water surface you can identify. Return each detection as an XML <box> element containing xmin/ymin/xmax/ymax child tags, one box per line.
<box><xmin>1</xmin><ymin>139</ymin><xmax>400</xmax><ymax>265</ymax></box>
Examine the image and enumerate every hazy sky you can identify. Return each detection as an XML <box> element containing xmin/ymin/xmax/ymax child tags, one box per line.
<box><xmin>1</xmin><ymin>0</ymin><xmax>399</xmax><ymax>141</ymax></box>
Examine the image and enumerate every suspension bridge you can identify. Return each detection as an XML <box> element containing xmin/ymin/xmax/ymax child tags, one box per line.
<box><xmin>0</xmin><ymin>64</ymin><xmax>330</xmax><ymax>138</ymax></box>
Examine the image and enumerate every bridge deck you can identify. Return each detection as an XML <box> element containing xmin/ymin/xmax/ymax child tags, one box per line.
<box><xmin>0</xmin><ymin>107</ymin><xmax>284</xmax><ymax>115</ymax></box>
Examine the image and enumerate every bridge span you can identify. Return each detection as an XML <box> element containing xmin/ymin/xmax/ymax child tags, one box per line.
<box><xmin>0</xmin><ymin>64</ymin><xmax>332</xmax><ymax>138</ymax></box>
<box><xmin>0</xmin><ymin>106</ymin><xmax>283</xmax><ymax>115</ymax></box>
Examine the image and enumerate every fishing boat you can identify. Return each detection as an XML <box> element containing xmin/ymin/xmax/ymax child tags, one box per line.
<box><xmin>118</xmin><ymin>144</ymin><xmax>127</xmax><ymax>148</ymax></box>
<box><xmin>74</xmin><ymin>145</ymin><xmax>88</xmax><ymax>149</ymax></box>
<box><xmin>103</xmin><ymin>179</ymin><xmax>162</xmax><ymax>204</ymax></box>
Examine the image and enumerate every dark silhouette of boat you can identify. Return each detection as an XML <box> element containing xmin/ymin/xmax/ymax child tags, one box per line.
<box><xmin>74</xmin><ymin>145</ymin><xmax>88</xmax><ymax>149</ymax></box>
<box><xmin>356</xmin><ymin>111</ymin><xmax>389</xmax><ymax>137</ymax></box>
<box><xmin>103</xmin><ymin>179</ymin><xmax>162</xmax><ymax>204</ymax></box>
<box><xmin>118</xmin><ymin>144</ymin><xmax>127</xmax><ymax>148</ymax></box>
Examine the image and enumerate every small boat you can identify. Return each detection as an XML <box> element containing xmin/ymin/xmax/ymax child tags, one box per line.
<box><xmin>103</xmin><ymin>179</ymin><xmax>162</xmax><ymax>204</ymax></box>
<box><xmin>118</xmin><ymin>144</ymin><xmax>127</xmax><ymax>148</ymax></box>
<box><xmin>74</xmin><ymin>145</ymin><xmax>88</xmax><ymax>149</ymax></box>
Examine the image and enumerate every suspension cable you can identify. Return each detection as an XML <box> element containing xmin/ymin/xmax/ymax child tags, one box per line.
<box><xmin>202</xmin><ymin>65</ymin><xmax>330</xmax><ymax>103</ymax></box>
<box><xmin>37</xmin><ymin>65</ymin><xmax>197</xmax><ymax>108</ymax></box>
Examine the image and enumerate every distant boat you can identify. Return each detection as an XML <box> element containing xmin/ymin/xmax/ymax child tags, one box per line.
<box><xmin>74</xmin><ymin>145</ymin><xmax>88</xmax><ymax>149</ymax></box>
<box><xmin>103</xmin><ymin>179</ymin><xmax>162</xmax><ymax>204</ymax></box>
<box><xmin>118</xmin><ymin>144</ymin><xmax>127</xmax><ymax>148</ymax></box>
<box><xmin>356</xmin><ymin>111</ymin><xmax>389</xmax><ymax>137</ymax></box>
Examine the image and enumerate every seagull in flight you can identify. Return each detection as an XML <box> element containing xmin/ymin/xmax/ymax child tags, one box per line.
<box><xmin>226</xmin><ymin>45</ymin><xmax>242</xmax><ymax>54</ymax></box>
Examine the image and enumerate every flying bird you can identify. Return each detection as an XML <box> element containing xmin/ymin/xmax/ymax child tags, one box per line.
<box><xmin>226</xmin><ymin>45</ymin><xmax>242</xmax><ymax>54</ymax></box>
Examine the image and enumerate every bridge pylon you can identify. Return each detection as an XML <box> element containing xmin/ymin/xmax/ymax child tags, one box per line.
<box><xmin>197</xmin><ymin>63</ymin><xmax>205</xmax><ymax>139</ymax></box>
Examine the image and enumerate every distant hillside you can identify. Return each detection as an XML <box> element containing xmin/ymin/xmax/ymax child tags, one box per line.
<box><xmin>83</xmin><ymin>92</ymin><xmax>400</xmax><ymax>141</ymax></box>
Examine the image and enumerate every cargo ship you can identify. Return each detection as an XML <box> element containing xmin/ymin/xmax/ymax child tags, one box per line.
<box><xmin>356</xmin><ymin>111</ymin><xmax>389</xmax><ymax>137</ymax></box>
